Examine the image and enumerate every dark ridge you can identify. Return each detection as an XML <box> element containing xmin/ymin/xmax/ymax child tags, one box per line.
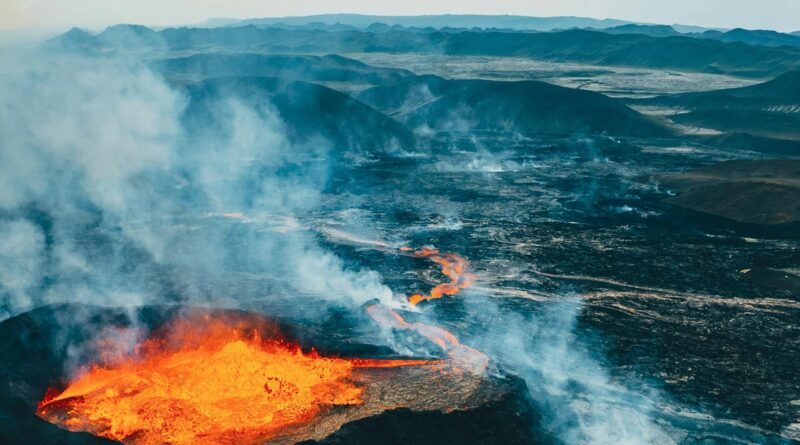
<box><xmin>359</xmin><ymin>76</ymin><xmax>674</xmax><ymax>137</ymax></box>
<box><xmin>182</xmin><ymin>76</ymin><xmax>414</xmax><ymax>152</ymax></box>
<box><xmin>645</xmin><ymin>160</ymin><xmax>800</xmax><ymax>225</ymax></box>
<box><xmin>597</xmin><ymin>24</ymin><xmax>680</xmax><ymax>37</ymax></box>
<box><xmin>641</xmin><ymin>71</ymin><xmax>800</xmax><ymax>139</ymax></box>
<box><xmin>692</xmin><ymin>133</ymin><xmax>800</xmax><ymax>156</ymax></box>
<box><xmin>709</xmin><ymin>28</ymin><xmax>800</xmax><ymax>47</ymax></box>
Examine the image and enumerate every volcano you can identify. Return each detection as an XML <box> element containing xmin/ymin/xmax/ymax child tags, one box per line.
<box><xmin>0</xmin><ymin>304</ymin><xmax>542</xmax><ymax>445</ymax></box>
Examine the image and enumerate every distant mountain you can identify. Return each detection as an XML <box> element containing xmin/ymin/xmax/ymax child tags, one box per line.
<box><xmin>699</xmin><ymin>28</ymin><xmax>800</xmax><ymax>47</ymax></box>
<box><xmin>231</xmin><ymin>14</ymin><xmax>635</xmax><ymax>32</ymax></box>
<box><xmin>96</xmin><ymin>24</ymin><xmax>164</xmax><ymax>48</ymax></box>
<box><xmin>358</xmin><ymin>76</ymin><xmax>673</xmax><ymax>138</ymax></box>
<box><xmin>152</xmin><ymin>51</ymin><xmax>672</xmax><ymax>139</ymax></box>
<box><xmin>557</xmin><ymin>24</ymin><xmax>800</xmax><ymax>49</ymax></box>
<box><xmin>646</xmin><ymin>160</ymin><xmax>800</xmax><ymax>225</ymax></box>
<box><xmin>154</xmin><ymin>53</ymin><xmax>413</xmax><ymax>85</ymax></box>
<box><xmin>595</xmin><ymin>26</ymin><xmax>800</xmax><ymax>48</ymax></box>
<box><xmin>48</xmin><ymin>25</ymin><xmax>800</xmax><ymax>78</ymax></box>
<box><xmin>641</xmin><ymin>71</ymin><xmax>800</xmax><ymax>139</ymax></box>
<box><xmin>182</xmin><ymin>77</ymin><xmax>413</xmax><ymax>152</ymax></box>
<box><xmin>596</xmin><ymin>24</ymin><xmax>680</xmax><ymax>37</ymax></box>
<box><xmin>43</xmin><ymin>27</ymin><xmax>95</xmax><ymax>51</ymax></box>
<box><xmin>437</xmin><ymin>30</ymin><xmax>800</xmax><ymax>77</ymax></box>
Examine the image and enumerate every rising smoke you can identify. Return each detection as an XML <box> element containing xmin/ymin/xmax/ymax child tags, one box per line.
<box><xmin>0</xmin><ymin>48</ymin><xmax>394</xmax><ymax>322</ymax></box>
<box><xmin>463</xmin><ymin>295</ymin><xmax>675</xmax><ymax>444</ymax></box>
<box><xmin>1</xmin><ymin>43</ymin><xmax>678</xmax><ymax>445</ymax></box>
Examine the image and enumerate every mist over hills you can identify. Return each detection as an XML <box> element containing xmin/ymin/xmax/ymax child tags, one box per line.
<box><xmin>154</xmin><ymin>53</ymin><xmax>413</xmax><ymax>85</ymax></box>
<box><xmin>230</xmin><ymin>14</ymin><xmax>637</xmax><ymax>32</ymax></box>
<box><xmin>182</xmin><ymin>76</ymin><xmax>414</xmax><ymax>153</ymax></box>
<box><xmin>150</xmin><ymin>52</ymin><xmax>672</xmax><ymax>139</ymax></box>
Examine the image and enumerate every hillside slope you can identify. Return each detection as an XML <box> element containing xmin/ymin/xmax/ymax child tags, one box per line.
<box><xmin>359</xmin><ymin>76</ymin><xmax>673</xmax><ymax>137</ymax></box>
<box><xmin>183</xmin><ymin>76</ymin><xmax>413</xmax><ymax>153</ymax></box>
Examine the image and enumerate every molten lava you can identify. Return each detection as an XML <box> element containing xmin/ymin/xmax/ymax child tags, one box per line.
<box><xmin>405</xmin><ymin>247</ymin><xmax>477</xmax><ymax>305</ymax></box>
<box><xmin>37</xmin><ymin>315</ymin><xmax>429</xmax><ymax>445</ymax></box>
<box><xmin>38</xmin><ymin>244</ymin><xmax>488</xmax><ymax>444</ymax></box>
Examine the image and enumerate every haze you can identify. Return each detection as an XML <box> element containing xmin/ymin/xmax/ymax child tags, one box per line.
<box><xmin>2</xmin><ymin>0</ymin><xmax>799</xmax><ymax>32</ymax></box>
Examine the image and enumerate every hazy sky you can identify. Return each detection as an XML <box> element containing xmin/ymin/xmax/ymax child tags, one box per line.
<box><xmin>2</xmin><ymin>0</ymin><xmax>800</xmax><ymax>32</ymax></box>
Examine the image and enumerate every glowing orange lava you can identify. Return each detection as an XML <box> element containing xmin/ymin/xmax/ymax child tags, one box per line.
<box><xmin>37</xmin><ymin>315</ymin><xmax>429</xmax><ymax>445</ymax></box>
<box><xmin>405</xmin><ymin>247</ymin><xmax>477</xmax><ymax>305</ymax></box>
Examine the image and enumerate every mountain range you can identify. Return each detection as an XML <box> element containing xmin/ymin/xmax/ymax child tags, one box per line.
<box><xmin>48</xmin><ymin>24</ymin><xmax>800</xmax><ymax>78</ymax></box>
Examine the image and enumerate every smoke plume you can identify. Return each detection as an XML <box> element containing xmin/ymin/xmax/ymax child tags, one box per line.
<box><xmin>0</xmin><ymin>48</ymin><xmax>394</xmax><ymax>323</ymax></box>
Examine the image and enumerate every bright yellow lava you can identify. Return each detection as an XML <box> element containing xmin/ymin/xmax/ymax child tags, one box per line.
<box><xmin>37</xmin><ymin>318</ymin><xmax>426</xmax><ymax>445</ymax></box>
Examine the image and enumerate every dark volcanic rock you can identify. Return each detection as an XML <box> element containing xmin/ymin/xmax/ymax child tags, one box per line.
<box><xmin>646</xmin><ymin>160</ymin><xmax>800</xmax><ymax>225</ymax></box>
<box><xmin>301</xmin><ymin>376</ymin><xmax>548</xmax><ymax>445</ymax></box>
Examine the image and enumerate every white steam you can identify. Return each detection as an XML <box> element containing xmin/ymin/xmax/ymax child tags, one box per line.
<box><xmin>467</xmin><ymin>297</ymin><xmax>675</xmax><ymax>444</ymax></box>
<box><xmin>0</xmin><ymin>219</ymin><xmax>45</xmax><ymax>319</ymax></box>
<box><xmin>0</xmin><ymin>49</ymin><xmax>394</xmax><ymax>320</ymax></box>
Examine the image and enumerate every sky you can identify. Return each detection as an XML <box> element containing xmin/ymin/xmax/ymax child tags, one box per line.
<box><xmin>2</xmin><ymin>0</ymin><xmax>799</xmax><ymax>33</ymax></box>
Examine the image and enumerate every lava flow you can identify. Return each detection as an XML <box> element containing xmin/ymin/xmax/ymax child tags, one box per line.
<box><xmin>366</xmin><ymin>303</ymin><xmax>489</xmax><ymax>374</ymax></box>
<box><xmin>403</xmin><ymin>246</ymin><xmax>477</xmax><ymax>305</ymax></box>
<box><xmin>37</xmin><ymin>315</ymin><xmax>430</xmax><ymax>445</ymax></box>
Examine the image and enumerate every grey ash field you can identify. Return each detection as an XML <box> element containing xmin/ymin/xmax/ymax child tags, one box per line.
<box><xmin>1</xmin><ymin>17</ymin><xmax>800</xmax><ymax>445</ymax></box>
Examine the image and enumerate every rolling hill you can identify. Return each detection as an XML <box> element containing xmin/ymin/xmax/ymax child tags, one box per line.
<box><xmin>182</xmin><ymin>76</ymin><xmax>414</xmax><ymax>153</ymax></box>
<box><xmin>642</xmin><ymin>71</ymin><xmax>800</xmax><ymax>139</ymax></box>
<box><xmin>647</xmin><ymin>160</ymin><xmax>800</xmax><ymax>225</ymax></box>
<box><xmin>359</xmin><ymin>76</ymin><xmax>673</xmax><ymax>137</ymax></box>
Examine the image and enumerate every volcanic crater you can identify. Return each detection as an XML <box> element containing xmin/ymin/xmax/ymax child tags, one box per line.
<box><xmin>0</xmin><ymin>303</ymin><xmax>541</xmax><ymax>445</ymax></box>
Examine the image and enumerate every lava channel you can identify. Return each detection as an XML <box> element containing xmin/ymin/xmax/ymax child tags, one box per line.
<box><xmin>403</xmin><ymin>246</ymin><xmax>477</xmax><ymax>305</ymax></box>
